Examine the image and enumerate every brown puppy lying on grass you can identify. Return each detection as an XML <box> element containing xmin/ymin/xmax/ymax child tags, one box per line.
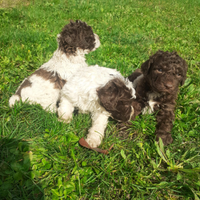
<box><xmin>128</xmin><ymin>50</ymin><xmax>188</xmax><ymax>145</ymax></box>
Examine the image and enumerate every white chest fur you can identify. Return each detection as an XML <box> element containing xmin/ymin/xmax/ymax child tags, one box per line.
<box><xmin>132</xmin><ymin>74</ymin><xmax>161</xmax><ymax>115</ymax></box>
<box><xmin>142</xmin><ymin>92</ymin><xmax>161</xmax><ymax>114</ymax></box>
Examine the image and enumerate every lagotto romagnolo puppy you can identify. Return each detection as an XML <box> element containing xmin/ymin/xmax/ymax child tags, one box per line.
<box><xmin>9</xmin><ymin>20</ymin><xmax>100</xmax><ymax>112</ymax></box>
<box><xmin>58</xmin><ymin>65</ymin><xmax>136</xmax><ymax>148</ymax></box>
<box><xmin>128</xmin><ymin>50</ymin><xmax>188</xmax><ymax>145</ymax></box>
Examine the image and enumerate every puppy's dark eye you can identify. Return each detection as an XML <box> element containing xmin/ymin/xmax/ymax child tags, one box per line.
<box><xmin>176</xmin><ymin>73</ymin><xmax>181</xmax><ymax>77</ymax></box>
<box><xmin>157</xmin><ymin>69</ymin><xmax>162</xmax><ymax>73</ymax></box>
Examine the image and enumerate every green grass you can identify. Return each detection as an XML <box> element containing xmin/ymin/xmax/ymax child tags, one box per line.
<box><xmin>0</xmin><ymin>0</ymin><xmax>200</xmax><ymax>199</ymax></box>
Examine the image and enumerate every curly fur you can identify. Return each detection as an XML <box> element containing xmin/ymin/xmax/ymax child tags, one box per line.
<box><xmin>59</xmin><ymin>20</ymin><xmax>98</xmax><ymax>55</ymax></box>
<box><xmin>9</xmin><ymin>20</ymin><xmax>100</xmax><ymax>112</ymax></box>
<box><xmin>97</xmin><ymin>79</ymin><xmax>134</xmax><ymax>122</ymax></box>
<box><xmin>58</xmin><ymin>65</ymin><xmax>136</xmax><ymax>148</ymax></box>
<box><xmin>128</xmin><ymin>50</ymin><xmax>188</xmax><ymax>145</ymax></box>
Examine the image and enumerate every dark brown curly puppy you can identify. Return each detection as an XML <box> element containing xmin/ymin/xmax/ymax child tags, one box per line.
<box><xmin>128</xmin><ymin>50</ymin><xmax>188</xmax><ymax>145</ymax></box>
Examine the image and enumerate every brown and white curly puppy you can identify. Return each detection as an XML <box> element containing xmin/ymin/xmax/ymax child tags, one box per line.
<box><xmin>58</xmin><ymin>65</ymin><xmax>136</xmax><ymax>148</ymax></box>
<box><xmin>128</xmin><ymin>50</ymin><xmax>188</xmax><ymax>145</ymax></box>
<box><xmin>9</xmin><ymin>20</ymin><xmax>100</xmax><ymax>112</ymax></box>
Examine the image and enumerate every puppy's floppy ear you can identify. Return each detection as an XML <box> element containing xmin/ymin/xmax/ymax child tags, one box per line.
<box><xmin>141</xmin><ymin>58</ymin><xmax>153</xmax><ymax>76</ymax></box>
<box><xmin>97</xmin><ymin>78</ymin><xmax>133</xmax><ymax>122</ymax></box>
<box><xmin>97</xmin><ymin>79</ymin><xmax>119</xmax><ymax>111</ymax></box>
<box><xmin>141</xmin><ymin>50</ymin><xmax>166</xmax><ymax>76</ymax></box>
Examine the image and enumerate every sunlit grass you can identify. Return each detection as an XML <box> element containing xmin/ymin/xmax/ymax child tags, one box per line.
<box><xmin>0</xmin><ymin>0</ymin><xmax>200</xmax><ymax>199</ymax></box>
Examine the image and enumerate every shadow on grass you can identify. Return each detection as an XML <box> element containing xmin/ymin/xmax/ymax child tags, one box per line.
<box><xmin>0</xmin><ymin>137</ymin><xmax>44</xmax><ymax>200</ymax></box>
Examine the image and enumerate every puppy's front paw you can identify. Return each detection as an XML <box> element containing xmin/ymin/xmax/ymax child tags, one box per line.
<box><xmin>85</xmin><ymin>135</ymin><xmax>102</xmax><ymax>148</ymax></box>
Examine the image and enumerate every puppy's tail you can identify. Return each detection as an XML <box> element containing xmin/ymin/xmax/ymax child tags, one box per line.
<box><xmin>9</xmin><ymin>94</ymin><xmax>21</xmax><ymax>107</ymax></box>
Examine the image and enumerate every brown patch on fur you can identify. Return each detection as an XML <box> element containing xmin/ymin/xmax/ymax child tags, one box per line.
<box><xmin>97</xmin><ymin>78</ymin><xmax>133</xmax><ymax>122</ymax></box>
<box><xmin>58</xmin><ymin>20</ymin><xmax>95</xmax><ymax>56</ymax></box>
<box><xmin>16</xmin><ymin>79</ymin><xmax>32</xmax><ymax>97</ymax></box>
<box><xmin>128</xmin><ymin>50</ymin><xmax>188</xmax><ymax>145</ymax></box>
<box><xmin>33</xmin><ymin>69</ymin><xmax>66</xmax><ymax>90</ymax></box>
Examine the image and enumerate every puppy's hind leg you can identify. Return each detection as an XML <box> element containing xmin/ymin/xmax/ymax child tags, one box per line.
<box><xmin>86</xmin><ymin>112</ymin><xmax>109</xmax><ymax>148</ymax></box>
<box><xmin>57</xmin><ymin>97</ymin><xmax>74</xmax><ymax>123</ymax></box>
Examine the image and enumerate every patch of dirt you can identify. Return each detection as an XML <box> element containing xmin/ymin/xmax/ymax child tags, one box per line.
<box><xmin>0</xmin><ymin>0</ymin><xmax>30</xmax><ymax>8</ymax></box>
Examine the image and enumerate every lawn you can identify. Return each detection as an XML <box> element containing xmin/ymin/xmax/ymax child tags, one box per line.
<box><xmin>0</xmin><ymin>0</ymin><xmax>200</xmax><ymax>199</ymax></box>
